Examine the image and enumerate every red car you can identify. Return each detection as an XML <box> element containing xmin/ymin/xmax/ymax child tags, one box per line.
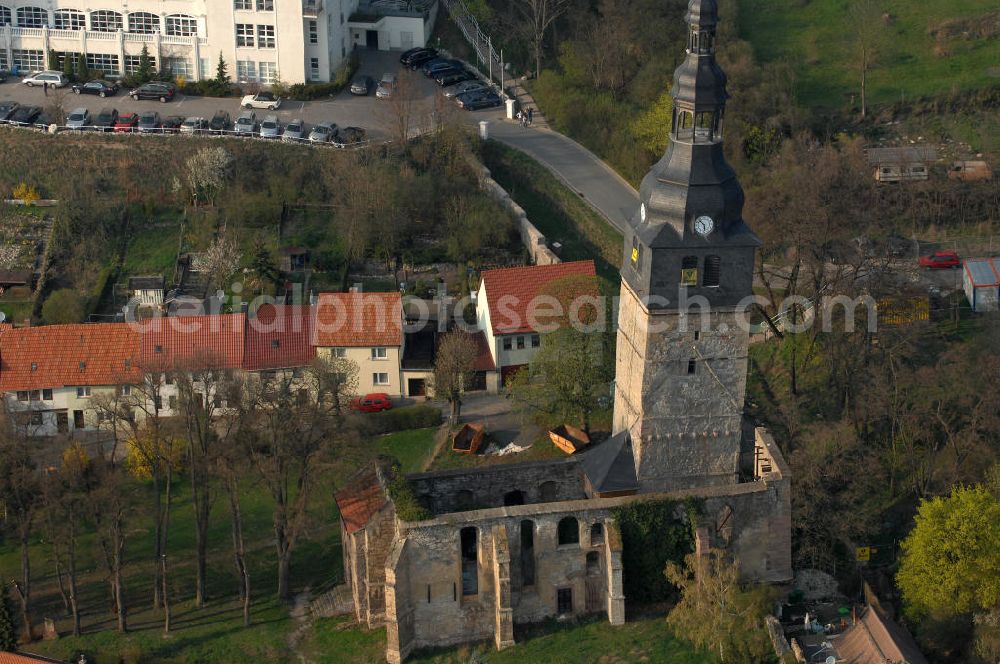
<box><xmin>350</xmin><ymin>393</ymin><xmax>393</xmax><ymax>413</ymax></box>
<box><xmin>919</xmin><ymin>250</ymin><xmax>960</xmax><ymax>269</ymax></box>
<box><xmin>113</xmin><ymin>112</ymin><xmax>139</xmax><ymax>133</ymax></box>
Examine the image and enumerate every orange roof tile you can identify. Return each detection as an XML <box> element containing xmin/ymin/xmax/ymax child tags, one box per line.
<box><xmin>0</xmin><ymin>323</ymin><xmax>140</xmax><ymax>391</ymax></box>
<box><xmin>312</xmin><ymin>292</ymin><xmax>403</xmax><ymax>348</ymax></box>
<box><xmin>335</xmin><ymin>467</ymin><xmax>388</xmax><ymax>535</ymax></box>
<box><xmin>244</xmin><ymin>304</ymin><xmax>316</xmax><ymax>371</ymax></box>
<box><xmin>481</xmin><ymin>260</ymin><xmax>597</xmax><ymax>335</ymax></box>
<box><xmin>0</xmin><ymin>651</ymin><xmax>69</xmax><ymax>663</ymax></box>
<box><xmin>138</xmin><ymin>313</ymin><xmax>246</xmax><ymax>371</ymax></box>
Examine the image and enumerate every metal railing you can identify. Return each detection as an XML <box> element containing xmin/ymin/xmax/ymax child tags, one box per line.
<box><xmin>439</xmin><ymin>0</ymin><xmax>508</xmax><ymax>93</ymax></box>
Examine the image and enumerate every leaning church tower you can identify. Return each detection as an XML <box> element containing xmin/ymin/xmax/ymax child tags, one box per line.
<box><xmin>613</xmin><ymin>0</ymin><xmax>761</xmax><ymax>492</ymax></box>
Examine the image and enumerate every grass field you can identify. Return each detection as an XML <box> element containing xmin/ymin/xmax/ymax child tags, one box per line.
<box><xmin>737</xmin><ymin>0</ymin><xmax>1000</xmax><ymax>109</ymax></box>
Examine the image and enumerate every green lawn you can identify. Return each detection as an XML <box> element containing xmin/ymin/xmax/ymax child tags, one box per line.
<box><xmin>737</xmin><ymin>0</ymin><xmax>1000</xmax><ymax>109</ymax></box>
<box><xmin>376</xmin><ymin>427</ymin><xmax>440</xmax><ymax>473</ymax></box>
<box><xmin>121</xmin><ymin>210</ymin><xmax>184</xmax><ymax>278</ymax></box>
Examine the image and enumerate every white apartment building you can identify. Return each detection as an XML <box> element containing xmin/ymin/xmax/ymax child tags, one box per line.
<box><xmin>0</xmin><ymin>0</ymin><xmax>437</xmax><ymax>85</ymax></box>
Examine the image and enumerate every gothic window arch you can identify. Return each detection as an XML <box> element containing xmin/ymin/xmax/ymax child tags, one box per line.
<box><xmin>557</xmin><ymin>517</ymin><xmax>579</xmax><ymax>546</ymax></box>
<box><xmin>520</xmin><ymin>520</ymin><xmax>535</xmax><ymax>587</ymax></box>
<box><xmin>703</xmin><ymin>255</ymin><xmax>721</xmax><ymax>287</ymax></box>
<box><xmin>460</xmin><ymin>527</ymin><xmax>478</xmax><ymax>596</ymax></box>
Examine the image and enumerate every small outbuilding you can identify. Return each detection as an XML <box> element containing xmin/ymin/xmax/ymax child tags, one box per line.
<box><xmin>948</xmin><ymin>160</ymin><xmax>993</xmax><ymax>182</ymax></box>
<box><xmin>128</xmin><ymin>275</ymin><xmax>165</xmax><ymax>309</ymax></box>
<box><xmin>867</xmin><ymin>147</ymin><xmax>937</xmax><ymax>183</ymax></box>
<box><xmin>963</xmin><ymin>258</ymin><xmax>1000</xmax><ymax>312</ymax></box>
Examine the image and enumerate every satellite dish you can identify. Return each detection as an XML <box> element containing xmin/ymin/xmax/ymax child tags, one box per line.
<box><xmin>825</xmin><ymin>657</ymin><xmax>836</xmax><ymax>664</ymax></box>
<box><xmin>0</xmin><ymin>312</ymin><xmax>6</xmax><ymax>323</ymax></box>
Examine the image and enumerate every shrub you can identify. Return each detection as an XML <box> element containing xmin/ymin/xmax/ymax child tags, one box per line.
<box><xmin>386</xmin><ymin>461</ymin><xmax>433</xmax><ymax>522</ymax></box>
<box><xmin>360</xmin><ymin>405</ymin><xmax>442</xmax><ymax>435</ymax></box>
<box><xmin>612</xmin><ymin>499</ymin><xmax>699</xmax><ymax>604</ymax></box>
<box><xmin>11</xmin><ymin>182</ymin><xmax>40</xmax><ymax>204</ymax></box>
<box><xmin>286</xmin><ymin>54</ymin><xmax>358</xmax><ymax>100</ymax></box>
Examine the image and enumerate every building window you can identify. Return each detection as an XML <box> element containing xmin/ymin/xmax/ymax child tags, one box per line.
<box><xmin>258</xmin><ymin>61</ymin><xmax>278</xmax><ymax>83</ymax></box>
<box><xmin>90</xmin><ymin>10</ymin><xmax>123</xmax><ymax>33</ymax></box>
<box><xmin>234</xmin><ymin>0</ymin><xmax>253</xmax><ymax>9</ymax></box>
<box><xmin>86</xmin><ymin>53</ymin><xmax>120</xmax><ymax>76</ymax></box>
<box><xmin>310</xmin><ymin>57</ymin><xmax>320</xmax><ymax>81</ymax></box>
<box><xmin>687</xmin><ymin>358</ymin><xmax>697</xmax><ymax>375</ymax></box>
<box><xmin>557</xmin><ymin>588</ymin><xmax>573</xmax><ymax>615</ymax></box>
<box><xmin>257</xmin><ymin>24</ymin><xmax>276</xmax><ymax>48</ymax></box>
<box><xmin>128</xmin><ymin>11</ymin><xmax>159</xmax><ymax>34</ymax></box>
<box><xmin>54</xmin><ymin>9</ymin><xmax>85</xmax><ymax>31</ymax></box>
<box><xmin>213</xmin><ymin>394</ymin><xmax>223</xmax><ymax>408</ymax></box>
<box><xmin>236</xmin><ymin>60</ymin><xmax>257</xmax><ymax>81</ymax></box>
<box><xmin>332</xmin><ymin>347</ymin><xmax>347</xmax><ymax>358</ymax></box>
<box><xmin>16</xmin><ymin>6</ymin><xmax>46</xmax><ymax>28</ymax></box>
<box><xmin>530</xmin><ymin>334</ymin><xmax>540</xmax><ymax>348</ymax></box>
<box><xmin>165</xmin><ymin>14</ymin><xmax>197</xmax><ymax>37</ymax></box>
<box><xmin>703</xmin><ymin>255</ymin><xmax>721</xmax><ymax>287</ymax></box>
<box><xmin>236</xmin><ymin>23</ymin><xmax>255</xmax><ymax>47</ymax></box>
<box><xmin>256</xmin><ymin>0</ymin><xmax>274</xmax><ymax>10</ymax></box>
<box><xmin>168</xmin><ymin>395</ymin><xmax>177</xmax><ymax>410</ymax></box>
<box><xmin>502</xmin><ymin>337</ymin><xmax>512</xmax><ymax>351</ymax></box>
<box><xmin>586</xmin><ymin>550</ymin><xmax>600</xmax><ymax>574</ymax></box>
<box><xmin>516</xmin><ymin>336</ymin><xmax>525</xmax><ymax>350</ymax></box>
<box><xmin>16</xmin><ymin>391</ymin><xmax>28</xmax><ymax>402</ymax></box>
<box><xmin>371</xmin><ymin>347</ymin><xmax>387</xmax><ymax>360</ymax></box>
<box><xmin>373</xmin><ymin>372</ymin><xmax>389</xmax><ymax>386</ymax></box>
<box><xmin>29</xmin><ymin>412</ymin><xmax>43</xmax><ymax>427</ymax></box>
<box><xmin>557</xmin><ymin>517</ymin><xmax>579</xmax><ymax>546</ymax></box>
<box><xmin>28</xmin><ymin>390</ymin><xmax>40</xmax><ymax>401</ymax></box>
<box><xmin>12</xmin><ymin>50</ymin><xmax>44</xmax><ymax>73</ymax></box>
<box><xmin>590</xmin><ymin>522</ymin><xmax>604</xmax><ymax>546</ymax></box>
<box><xmin>124</xmin><ymin>54</ymin><xmax>157</xmax><ymax>74</ymax></box>
<box><xmin>120</xmin><ymin>385</ymin><xmax>132</xmax><ymax>396</ymax></box>
<box><xmin>308</xmin><ymin>20</ymin><xmax>318</xmax><ymax>44</ymax></box>
<box><xmin>0</xmin><ymin>7</ymin><xmax>10</xmax><ymax>26</ymax></box>
<box><xmin>503</xmin><ymin>490</ymin><xmax>525</xmax><ymax>506</ymax></box>
<box><xmin>520</xmin><ymin>520</ymin><xmax>535</xmax><ymax>587</ymax></box>
<box><xmin>163</xmin><ymin>57</ymin><xmax>194</xmax><ymax>79</ymax></box>
<box><xmin>460</xmin><ymin>527</ymin><xmax>478</xmax><ymax>596</ymax></box>
<box><xmin>76</xmin><ymin>387</ymin><xmax>92</xmax><ymax>398</ymax></box>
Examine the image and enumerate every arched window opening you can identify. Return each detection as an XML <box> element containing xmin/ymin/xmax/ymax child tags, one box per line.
<box><xmin>703</xmin><ymin>255</ymin><xmax>721</xmax><ymax>287</ymax></box>
<box><xmin>128</xmin><ymin>11</ymin><xmax>159</xmax><ymax>34</ymax></box>
<box><xmin>165</xmin><ymin>13</ymin><xmax>197</xmax><ymax>36</ymax></box>
<box><xmin>539</xmin><ymin>481</ymin><xmax>559</xmax><ymax>502</ymax></box>
<box><xmin>716</xmin><ymin>504</ymin><xmax>734</xmax><ymax>547</ymax></box>
<box><xmin>16</xmin><ymin>6</ymin><xmax>46</xmax><ymax>27</ymax></box>
<box><xmin>681</xmin><ymin>255</ymin><xmax>699</xmax><ymax>286</ymax></box>
<box><xmin>586</xmin><ymin>551</ymin><xmax>600</xmax><ymax>574</ymax></box>
<box><xmin>520</xmin><ymin>520</ymin><xmax>535</xmax><ymax>587</ymax></box>
<box><xmin>504</xmin><ymin>490</ymin><xmax>525</xmax><ymax>506</ymax></box>
<box><xmin>557</xmin><ymin>517</ymin><xmax>579</xmax><ymax>546</ymax></box>
<box><xmin>90</xmin><ymin>10</ymin><xmax>123</xmax><ymax>32</ymax></box>
<box><xmin>590</xmin><ymin>522</ymin><xmax>604</xmax><ymax>546</ymax></box>
<box><xmin>0</xmin><ymin>7</ymin><xmax>11</xmax><ymax>26</ymax></box>
<box><xmin>460</xmin><ymin>527</ymin><xmax>478</xmax><ymax>596</ymax></box>
<box><xmin>695</xmin><ymin>112</ymin><xmax>715</xmax><ymax>141</ymax></box>
<box><xmin>54</xmin><ymin>9</ymin><xmax>85</xmax><ymax>30</ymax></box>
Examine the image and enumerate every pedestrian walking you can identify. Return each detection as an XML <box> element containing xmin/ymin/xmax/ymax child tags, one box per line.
<box><xmin>43</xmin><ymin>81</ymin><xmax>48</xmax><ymax>96</ymax></box>
<box><xmin>527</xmin><ymin>107</ymin><xmax>534</xmax><ymax>126</ymax></box>
<box><xmin>515</xmin><ymin>110</ymin><xmax>522</xmax><ymax>125</ymax></box>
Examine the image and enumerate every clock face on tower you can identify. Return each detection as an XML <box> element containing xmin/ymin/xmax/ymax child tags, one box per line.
<box><xmin>694</xmin><ymin>215</ymin><xmax>714</xmax><ymax>236</ymax></box>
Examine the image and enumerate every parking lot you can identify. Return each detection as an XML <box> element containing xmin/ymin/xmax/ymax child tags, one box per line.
<box><xmin>0</xmin><ymin>49</ymin><xmax>506</xmax><ymax>143</ymax></box>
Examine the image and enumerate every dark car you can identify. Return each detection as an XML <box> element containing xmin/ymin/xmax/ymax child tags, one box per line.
<box><xmin>350</xmin><ymin>75</ymin><xmax>374</xmax><ymax>95</ymax></box>
<box><xmin>399</xmin><ymin>46</ymin><xmax>434</xmax><ymax>65</ymax></box>
<box><xmin>0</xmin><ymin>70</ymin><xmax>8</xmax><ymax>83</ymax></box>
<box><xmin>436</xmin><ymin>70</ymin><xmax>474</xmax><ymax>87</ymax></box>
<box><xmin>162</xmin><ymin>116</ymin><xmax>185</xmax><ymax>132</ymax></box>
<box><xmin>8</xmin><ymin>105</ymin><xmax>42</xmax><ymax>125</ymax></box>
<box><xmin>72</xmin><ymin>79</ymin><xmax>119</xmax><ymax>97</ymax></box>
<box><xmin>92</xmin><ymin>107</ymin><xmax>119</xmax><ymax>131</ymax></box>
<box><xmin>406</xmin><ymin>49</ymin><xmax>440</xmax><ymax>69</ymax></box>
<box><xmin>209</xmin><ymin>110</ymin><xmax>232</xmax><ymax>133</ymax></box>
<box><xmin>129</xmin><ymin>81</ymin><xmax>177</xmax><ymax>102</ymax></box>
<box><xmin>332</xmin><ymin>126</ymin><xmax>368</xmax><ymax>148</ymax></box>
<box><xmin>456</xmin><ymin>90</ymin><xmax>502</xmax><ymax>110</ymax></box>
<box><xmin>422</xmin><ymin>58</ymin><xmax>462</xmax><ymax>77</ymax></box>
<box><xmin>0</xmin><ymin>101</ymin><xmax>19</xmax><ymax>122</ymax></box>
<box><xmin>137</xmin><ymin>111</ymin><xmax>161</xmax><ymax>133</ymax></box>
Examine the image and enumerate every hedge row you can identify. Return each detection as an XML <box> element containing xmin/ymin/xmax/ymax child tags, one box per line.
<box><xmin>360</xmin><ymin>404</ymin><xmax>442</xmax><ymax>435</ymax></box>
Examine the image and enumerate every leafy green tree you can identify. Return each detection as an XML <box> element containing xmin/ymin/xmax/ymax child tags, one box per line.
<box><xmin>42</xmin><ymin>289</ymin><xmax>87</xmax><ymax>324</ymax></box>
<box><xmin>61</xmin><ymin>51</ymin><xmax>75</xmax><ymax>81</ymax></box>
<box><xmin>629</xmin><ymin>90</ymin><xmax>673</xmax><ymax>154</ymax></box>
<box><xmin>897</xmin><ymin>485</ymin><xmax>1000</xmax><ymax>617</ymax></box>
<box><xmin>75</xmin><ymin>54</ymin><xmax>89</xmax><ymax>83</ymax></box>
<box><xmin>0</xmin><ymin>586</ymin><xmax>16</xmax><ymax>651</ymax></box>
<box><xmin>665</xmin><ymin>548</ymin><xmax>777</xmax><ymax>663</ymax></box>
<box><xmin>137</xmin><ymin>44</ymin><xmax>154</xmax><ymax>83</ymax></box>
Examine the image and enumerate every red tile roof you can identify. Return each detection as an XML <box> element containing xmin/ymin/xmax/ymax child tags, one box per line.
<box><xmin>313</xmin><ymin>292</ymin><xmax>403</xmax><ymax>348</ymax></box>
<box><xmin>0</xmin><ymin>652</ymin><xmax>70</xmax><ymax>664</ymax></box>
<box><xmin>137</xmin><ymin>313</ymin><xmax>246</xmax><ymax>372</ymax></box>
<box><xmin>0</xmin><ymin>323</ymin><xmax>140</xmax><ymax>391</ymax></box>
<box><xmin>468</xmin><ymin>330</ymin><xmax>496</xmax><ymax>371</ymax></box>
<box><xmin>335</xmin><ymin>467</ymin><xmax>388</xmax><ymax>535</ymax></box>
<box><xmin>481</xmin><ymin>260</ymin><xmax>597</xmax><ymax>335</ymax></box>
<box><xmin>244</xmin><ymin>304</ymin><xmax>317</xmax><ymax>371</ymax></box>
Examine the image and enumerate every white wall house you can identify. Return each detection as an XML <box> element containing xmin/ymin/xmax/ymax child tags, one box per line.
<box><xmin>0</xmin><ymin>0</ymin><xmax>433</xmax><ymax>85</ymax></box>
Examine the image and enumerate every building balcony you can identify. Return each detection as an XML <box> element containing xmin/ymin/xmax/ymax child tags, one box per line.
<box><xmin>303</xmin><ymin>0</ymin><xmax>323</xmax><ymax>18</ymax></box>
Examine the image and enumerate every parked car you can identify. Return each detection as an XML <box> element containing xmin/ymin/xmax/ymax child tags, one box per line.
<box><xmin>33</xmin><ymin>111</ymin><xmax>51</xmax><ymax>128</ymax></box>
<box><xmin>209</xmin><ymin>110</ymin><xmax>232</xmax><ymax>134</ymax></box>
<box><xmin>91</xmin><ymin>107</ymin><xmax>118</xmax><ymax>131</ymax></box>
<box><xmin>161</xmin><ymin>115</ymin><xmax>185</xmax><ymax>133</ymax></box>
<box><xmin>72</xmin><ymin>79</ymin><xmax>118</xmax><ymax>97</ymax></box>
<box><xmin>436</xmin><ymin>70</ymin><xmax>474</xmax><ymax>87</ymax></box>
<box><xmin>919</xmin><ymin>250</ymin><xmax>961</xmax><ymax>269</ymax></box>
<box><xmin>8</xmin><ymin>105</ymin><xmax>42</xmax><ymax>125</ymax></box>
<box><xmin>22</xmin><ymin>71</ymin><xmax>67</xmax><ymax>88</ymax></box>
<box><xmin>180</xmin><ymin>116</ymin><xmax>208</xmax><ymax>134</ymax></box>
<box><xmin>350</xmin><ymin>393</ymin><xmax>393</xmax><ymax>413</ymax></box>
<box><xmin>241</xmin><ymin>92</ymin><xmax>281</xmax><ymax>110</ymax></box>
<box><xmin>422</xmin><ymin>59</ymin><xmax>462</xmax><ymax>77</ymax></box>
<box><xmin>259</xmin><ymin>114</ymin><xmax>282</xmax><ymax>139</ymax></box>
<box><xmin>350</xmin><ymin>75</ymin><xmax>374</xmax><ymax>95</ymax></box>
<box><xmin>113</xmin><ymin>112</ymin><xmax>139</xmax><ymax>133</ymax></box>
<box><xmin>137</xmin><ymin>111</ymin><xmax>161</xmax><ymax>133</ymax></box>
<box><xmin>375</xmin><ymin>73</ymin><xmax>396</xmax><ymax>99</ymax></box>
<box><xmin>129</xmin><ymin>81</ymin><xmax>176</xmax><ymax>102</ymax></box>
<box><xmin>0</xmin><ymin>70</ymin><xmax>7</xmax><ymax>83</ymax></box>
<box><xmin>406</xmin><ymin>50</ymin><xmax>440</xmax><ymax>69</ymax></box>
<box><xmin>456</xmin><ymin>90</ymin><xmax>502</xmax><ymax>110</ymax></box>
<box><xmin>282</xmin><ymin>119</ymin><xmax>306</xmax><ymax>142</ymax></box>
<box><xmin>0</xmin><ymin>101</ymin><xmax>21</xmax><ymax>122</ymax></box>
<box><xmin>332</xmin><ymin>126</ymin><xmax>368</xmax><ymax>148</ymax></box>
<box><xmin>234</xmin><ymin>110</ymin><xmax>257</xmax><ymax>135</ymax></box>
<box><xmin>308</xmin><ymin>122</ymin><xmax>338</xmax><ymax>143</ymax></box>
<box><xmin>65</xmin><ymin>107</ymin><xmax>90</xmax><ymax>130</ymax></box>
<box><xmin>444</xmin><ymin>80</ymin><xmax>489</xmax><ymax>98</ymax></box>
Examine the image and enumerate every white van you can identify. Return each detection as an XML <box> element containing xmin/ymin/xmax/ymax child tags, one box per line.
<box><xmin>376</xmin><ymin>73</ymin><xmax>396</xmax><ymax>99</ymax></box>
<box><xmin>22</xmin><ymin>71</ymin><xmax>68</xmax><ymax>88</ymax></box>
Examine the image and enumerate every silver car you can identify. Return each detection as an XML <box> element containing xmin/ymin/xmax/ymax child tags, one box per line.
<box><xmin>180</xmin><ymin>116</ymin><xmax>207</xmax><ymax>134</ymax></box>
<box><xmin>65</xmin><ymin>107</ymin><xmax>90</xmax><ymax>130</ymax></box>
<box><xmin>234</xmin><ymin>111</ymin><xmax>256</xmax><ymax>136</ymax></box>
<box><xmin>444</xmin><ymin>80</ymin><xmax>488</xmax><ymax>99</ymax></box>
<box><xmin>308</xmin><ymin>122</ymin><xmax>338</xmax><ymax>143</ymax></box>
<box><xmin>259</xmin><ymin>114</ymin><xmax>282</xmax><ymax>139</ymax></box>
<box><xmin>282</xmin><ymin>119</ymin><xmax>306</xmax><ymax>142</ymax></box>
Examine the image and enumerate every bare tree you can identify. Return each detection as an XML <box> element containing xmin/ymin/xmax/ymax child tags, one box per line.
<box><xmin>381</xmin><ymin>69</ymin><xmax>424</xmax><ymax>145</ymax></box>
<box><xmin>0</xmin><ymin>408</ymin><xmax>39</xmax><ymax>643</ymax></box>
<box><xmin>433</xmin><ymin>332</ymin><xmax>479</xmax><ymax>424</ymax></box>
<box><xmin>849</xmin><ymin>0</ymin><xmax>884</xmax><ymax>119</ymax></box>
<box><xmin>193</xmin><ymin>233</ymin><xmax>242</xmax><ymax>292</ymax></box>
<box><xmin>512</xmin><ymin>0</ymin><xmax>572</xmax><ymax>78</ymax></box>
<box><xmin>173</xmin><ymin>146</ymin><xmax>234</xmax><ymax>206</ymax></box>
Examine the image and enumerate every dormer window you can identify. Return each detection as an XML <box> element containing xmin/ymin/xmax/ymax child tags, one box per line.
<box><xmin>30</xmin><ymin>362</ymin><xmax>37</xmax><ymax>372</ymax></box>
<box><xmin>154</xmin><ymin>344</ymin><xmax>163</xmax><ymax>353</ymax></box>
<box><xmin>79</xmin><ymin>361</ymin><xmax>86</xmax><ymax>371</ymax></box>
<box><xmin>271</xmin><ymin>339</ymin><xmax>280</xmax><ymax>349</ymax></box>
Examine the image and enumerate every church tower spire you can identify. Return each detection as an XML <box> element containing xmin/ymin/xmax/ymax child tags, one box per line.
<box><xmin>613</xmin><ymin>0</ymin><xmax>759</xmax><ymax>492</ymax></box>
